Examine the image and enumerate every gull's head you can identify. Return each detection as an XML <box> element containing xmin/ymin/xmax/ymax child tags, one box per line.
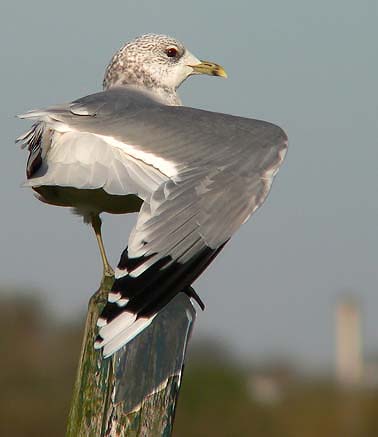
<box><xmin>103</xmin><ymin>34</ymin><xmax>227</xmax><ymax>105</ymax></box>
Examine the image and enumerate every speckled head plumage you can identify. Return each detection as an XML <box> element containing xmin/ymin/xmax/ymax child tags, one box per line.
<box><xmin>103</xmin><ymin>34</ymin><xmax>227</xmax><ymax>105</ymax></box>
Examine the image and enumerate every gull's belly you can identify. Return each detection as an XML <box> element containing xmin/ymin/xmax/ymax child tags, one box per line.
<box><xmin>33</xmin><ymin>186</ymin><xmax>143</xmax><ymax>216</ymax></box>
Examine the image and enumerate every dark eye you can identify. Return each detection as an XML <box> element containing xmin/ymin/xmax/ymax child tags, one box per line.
<box><xmin>165</xmin><ymin>47</ymin><xmax>179</xmax><ymax>58</ymax></box>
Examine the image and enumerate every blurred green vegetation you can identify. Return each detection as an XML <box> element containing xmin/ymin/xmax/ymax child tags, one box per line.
<box><xmin>1</xmin><ymin>292</ymin><xmax>378</xmax><ymax>437</ymax></box>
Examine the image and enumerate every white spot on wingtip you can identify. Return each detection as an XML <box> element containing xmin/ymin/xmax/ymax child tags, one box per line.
<box><xmin>116</xmin><ymin>298</ymin><xmax>129</xmax><ymax>307</ymax></box>
<box><xmin>99</xmin><ymin>311</ymin><xmax>137</xmax><ymax>339</ymax></box>
<box><xmin>101</xmin><ymin>315</ymin><xmax>156</xmax><ymax>358</ymax></box>
<box><xmin>108</xmin><ymin>292</ymin><xmax>121</xmax><ymax>303</ymax></box>
<box><xmin>114</xmin><ymin>267</ymin><xmax>127</xmax><ymax>279</ymax></box>
<box><xmin>94</xmin><ymin>340</ymin><xmax>104</xmax><ymax>349</ymax></box>
<box><xmin>97</xmin><ymin>317</ymin><xmax>107</xmax><ymax>327</ymax></box>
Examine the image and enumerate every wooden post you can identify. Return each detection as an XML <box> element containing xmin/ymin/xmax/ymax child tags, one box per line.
<box><xmin>66</xmin><ymin>277</ymin><xmax>196</xmax><ymax>437</ymax></box>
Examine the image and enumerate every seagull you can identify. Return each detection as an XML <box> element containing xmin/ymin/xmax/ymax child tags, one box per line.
<box><xmin>17</xmin><ymin>34</ymin><xmax>287</xmax><ymax>357</ymax></box>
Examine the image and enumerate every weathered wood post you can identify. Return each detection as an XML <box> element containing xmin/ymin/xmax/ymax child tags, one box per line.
<box><xmin>66</xmin><ymin>276</ymin><xmax>196</xmax><ymax>436</ymax></box>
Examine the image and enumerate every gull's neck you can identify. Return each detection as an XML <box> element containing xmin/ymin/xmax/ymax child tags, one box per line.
<box><xmin>103</xmin><ymin>76</ymin><xmax>182</xmax><ymax>106</ymax></box>
<box><xmin>143</xmin><ymin>85</ymin><xmax>182</xmax><ymax>106</ymax></box>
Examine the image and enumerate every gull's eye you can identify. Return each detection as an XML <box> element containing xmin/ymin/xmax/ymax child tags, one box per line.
<box><xmin>165</xmin><ymin>47</ymin><xmax>179</xmax><ymax>58</ymax></box>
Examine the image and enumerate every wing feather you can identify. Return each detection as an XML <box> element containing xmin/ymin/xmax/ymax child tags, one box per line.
<box><xmin>18</xmin><ymin>86</ymin><xmax>288</xmax><ymax>357</ymax></box>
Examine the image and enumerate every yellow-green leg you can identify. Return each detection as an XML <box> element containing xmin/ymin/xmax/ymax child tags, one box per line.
<box><xmin>91</xmin><ymin>215</ymin><xmax>114</xmax><ymax>279</ymax></box>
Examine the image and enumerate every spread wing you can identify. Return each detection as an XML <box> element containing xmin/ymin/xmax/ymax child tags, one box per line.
<box><xmin>18</xmin><ymin>87</ymin><xmax>288</xmax><ymax>357</ymax></box>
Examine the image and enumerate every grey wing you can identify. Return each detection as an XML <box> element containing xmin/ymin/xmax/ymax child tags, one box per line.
<box><xmin>18</xmin><ymin>87</ymin><xmax>287</xmax><ymax>201</ymax></box>
<box><xmin>96</xmin><ymin>165</ymin><xmax>286</xmax><ymax>357</ymax></box>
<box><xmin>17</xmin><ymin>87</ymin><xmax>288</xmax><ymax>357</ymax></box>
<box><xmin>93</xmin><ymin>120</ymin><xmax>287</xmax><ymax>356</ymax></box>
<box><xmin>17</xmin><ymin>87</ymin><xmax>286</xmax><ymax>202</ymax></box>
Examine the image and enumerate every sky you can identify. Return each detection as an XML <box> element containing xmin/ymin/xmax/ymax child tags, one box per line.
<box><xmin>1</xmin><ymin>0</ymin><xmax>377</xmax><ymax>370</ymax></box>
